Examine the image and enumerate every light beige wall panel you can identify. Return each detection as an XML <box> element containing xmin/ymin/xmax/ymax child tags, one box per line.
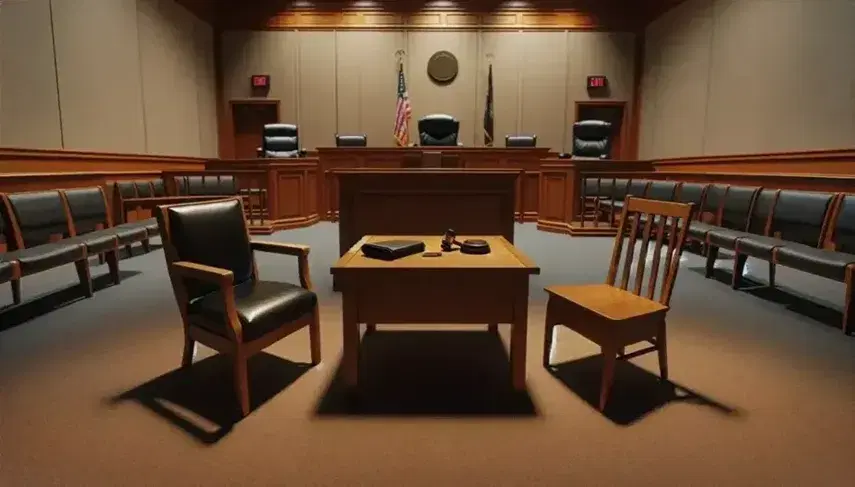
<box><xmin>406</xmin><ymin>31</ymin><xmax>478</xmax><ymax>146</ymax></box>
<box><xmin>519</xmin><ymin>32</ymin><xmax>567</xmax><ymax>152</ymax></box>
<box><xmin>477</xmin><ymin>32</ymin><xmax>522</xmax><ymax>147</ymax></box>
<box><xmin>221</xmin><ymin>30</ymin><xmax>299</xmax><ymax>122</ymax></box>
<box><xmin>0</xmin><ymin>0</ymin><xmax>62</xmax><ymax>148</ymax></box>
<box><xmin>51</xmin><ymin>0</ymin><xmax>146</xmax><ymax>153</ymax></box>
<box><xmin>137</xmin><ymin>0</ymin><xmax>201</xmax><ymax>156</ymax></box>
<box><xmin>799</xmin><ymin>0</ymin><xmax>855</xmax><ymax>150</ymax></box>
<box><xmin>340</xmin><ymin>31</ymin><xmax>405</xmax><ymax>147</ymax></box>
<box><xmin>639</xmin><ymin>0</ymin><xmax>713</xmax><ymax>159</ymax></box>
<box><xmin>567</xmin><ymin>32</ymin><xmax>636</xmax><ymax>153</ymax></box>
<box><xmin>297</xmin><ymin>31</ymin><xmax>337</xmax><ymax>150</ymax></box>
<box><xmin>192</xmin><ymin>17</ymin><xmax>218</xmax><ymax>158</ymax></box>
<box><xmin>333</xmin><ymin>31</ymin><xmax>363</xmax><ymax>139</ymax></box>
<box><xmin>703</xmin><ymin>0</ymin><xmax>805</xmax><ymax>155</ymax></box>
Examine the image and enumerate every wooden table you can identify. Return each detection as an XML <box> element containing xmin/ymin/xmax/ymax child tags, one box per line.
<box><xmin>330</xmin><ymin>235</ymin><xmax>540</xmax><ymax>390</ymax></box>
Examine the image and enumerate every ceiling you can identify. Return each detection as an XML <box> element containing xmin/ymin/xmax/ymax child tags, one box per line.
<box><xmin>174</xmin><ymin>0</ymin><xmax>688</xmax><ymax>30</ymax></box>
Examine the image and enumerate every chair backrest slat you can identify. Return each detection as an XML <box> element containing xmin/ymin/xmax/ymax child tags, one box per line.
<box><xmin>609</xmin><ymin>196</ymin><xmax>693</xmax><ymax>306</ymax></box>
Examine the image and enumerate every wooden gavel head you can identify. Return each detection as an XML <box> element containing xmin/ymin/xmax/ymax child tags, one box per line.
<box><xmin>441</xmin><ymin>229</ymin><xmax>457</xmax><ymax>251</ymax></box>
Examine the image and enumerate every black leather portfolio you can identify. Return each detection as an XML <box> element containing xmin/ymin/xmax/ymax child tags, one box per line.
<box><xmin>360</xmin><ymin>240</ymin><xmax>426</xmax><ymax>261</ymax></box>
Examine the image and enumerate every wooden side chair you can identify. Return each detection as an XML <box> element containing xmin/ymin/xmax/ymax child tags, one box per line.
<box><xmin>155</xmin><ymin>197</ymin><xmax>322</xmax><ymax>417</ymax></box>
<box><xmin>543</xmin><ymin>196</ymin><xmax>693</xmax><ymax>411</ymax></box>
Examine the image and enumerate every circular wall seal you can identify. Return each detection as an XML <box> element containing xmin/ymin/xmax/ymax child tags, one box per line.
<box><xmin>427</xmin><ymin>50</ymin><xmax>458</xmax><ymax>84</ymax></box>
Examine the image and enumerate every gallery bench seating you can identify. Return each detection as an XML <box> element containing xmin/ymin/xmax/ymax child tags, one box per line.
<box><xmin>0</xmin><ymin>190</ymin><xmax>94</xmax><ymax>305</ymax></box>
<box><xmin>114</xmin><ymin>176</ymin><xmax>243</xmax><ymax>230</ymax></box>
<box><xmin>582</xmin><ymin>177</ymin><xmax>855</xmax><ymax>333</ymax></box>
<box><xmin>63</xmin><ymin>187</ymin><xmax>153</xmax><ymax>259</ymax></box>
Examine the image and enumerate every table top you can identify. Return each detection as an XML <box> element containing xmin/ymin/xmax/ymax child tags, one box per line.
<box><xmin>330</xmin><ymin>235</ymin><xmax>540</xmax><ymax>274</ymax></box>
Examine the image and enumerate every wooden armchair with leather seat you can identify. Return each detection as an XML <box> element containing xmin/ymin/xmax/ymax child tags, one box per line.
<box><xmin>155</xmin><ymin>197</ymin><xmax>321</xmax><ymax>417</ymax></box>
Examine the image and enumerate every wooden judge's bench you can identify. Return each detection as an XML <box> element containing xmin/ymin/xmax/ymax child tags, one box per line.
<box><xmin>316</xmin><ymin>147</ymin><xmax>549</xmax><ymax>223</ymax></box>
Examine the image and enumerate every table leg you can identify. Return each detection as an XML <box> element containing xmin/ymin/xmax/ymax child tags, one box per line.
<box><xmin>341</xmin><ymin>292</ymin><xmax>360</xmax><ymax>388</ymax></box>
<box><xmin>509</xmin><ymin>285</ymin><xmax>529</xmax><ymax>390</ymax></box>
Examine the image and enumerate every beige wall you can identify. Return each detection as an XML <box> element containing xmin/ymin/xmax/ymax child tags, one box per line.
<box><xmin>221</xmin><ymin>30</ymin><xmax>636</xmax><ymax>152</ymax></box>
<box><xmin>640</xmin><ymin>0</ymin><xmax>855</xmax><ymax>159</ymax></box>
<box><xmin>0</xmin><ymin>0</ymin><xmax>218</xmax><ymax>157</ymax></box>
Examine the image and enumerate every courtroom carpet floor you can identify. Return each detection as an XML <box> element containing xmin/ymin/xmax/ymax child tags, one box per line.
<box><xmin>1</xmin><ymin>222</ymin><xmax>854</xmax><ymax>486</ymax></box>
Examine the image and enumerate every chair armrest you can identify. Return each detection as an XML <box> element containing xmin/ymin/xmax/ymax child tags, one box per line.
<box><xmin>250</xmin><ymin>241</ymin><xmax>313</xmax><ymax>290</ymax></box>
<box><xmin>171</xmin><ymin>261</ymin><xmax>243</xmax><ymax>340</ymax></box>
<box><xmin>172</xmin><ymin>261</ymin><xmax>233</xmax><ymax>287</ymax></box>
<box><xmin>251</xmin><ymin>241</ymin><xmax>309</xmax><ymax>256</ymax></box>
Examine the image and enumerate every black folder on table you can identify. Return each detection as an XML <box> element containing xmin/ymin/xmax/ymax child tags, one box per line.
<box><xmin>360</xmin><ymin>240</ymin><xmax>426</xmax><ymax>261</ymax></box>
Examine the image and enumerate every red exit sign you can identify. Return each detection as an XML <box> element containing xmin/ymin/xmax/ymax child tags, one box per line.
<box><xmin>251</xmin><ymin>75</ymin><xmax>270</xmax><ymax>88</ymax></box>
<box><xmin>587</xmin><ymin>75</ymin><xmax>608</xmax><ymax>89</ymax></box>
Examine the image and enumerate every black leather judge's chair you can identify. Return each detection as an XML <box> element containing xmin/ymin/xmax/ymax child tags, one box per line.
<box><xmin>335</xmin><ymin>134</ymin><xmax>367</xmax><ymax>147</ymax></box>
<box><xmin>505</xmin><ymin>135</ymin><xmax>537</xmax><ymax>147</ymax></box>
<box><xmin>257</xmin><ymin>124</ymin><xmax>306</xmax><ymax>158</ymax></box>
<box><xmin>156</xmin><ymin>198</ymin><xmax>321</xmax><ymax>417</ymax></box>
<box><xmin>561</xmin><ymin>120</ymin><xmax>612</xmax><ymax>159</ymax></box>
<box><xmin>418</xmin><ymin>114</ymin><xmax>460</xmax><ymax>146</ymax></box>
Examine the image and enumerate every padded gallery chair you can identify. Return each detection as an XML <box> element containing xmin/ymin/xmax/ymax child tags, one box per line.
<box><xmin>335</xmin><ymin>134</ymin><xmax>367</xmax><ymax>147</ymax></box>
<box><xmin>156</xmin><ymin>198</ymin><xmax>321</xmax><ymax>417</ymax></box>
<box><xmin>569</xmin><ymin>120</ymin><xmax>613</xmax><ymax>159</ymax></box>
<box><xmin>1</xmin><ymin>191</ymin><xmax>93</xmax><ymax>304</ymax></box>
<box><xmin>257</xmin><ymin>123</ymin><xmax>306</xmax><ymax>158</ymax></box>
<box><xmin>543</xmin><ymin>196</ymin><xmax>694</xmax><ymax>411</ymax></box>
<box><xmin>505</xmin><ymin>135</ymin><xmax>537</xmax><ymax>147</ymax></box>
<box><xmin>418</xmin><ymin>114</ymin><xmax>460</xmax><ymax>146</ymax></box>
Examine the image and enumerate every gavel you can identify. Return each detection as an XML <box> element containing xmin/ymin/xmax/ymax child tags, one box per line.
<box><xmin>441</xmin><ymin>229</ymin><xmax>459</xmax><ymax>252</ymax></box>
<box><xmin>441</xmin><ymin>229</ymin><xmax>491</xmax><ymax>254</ymax></box>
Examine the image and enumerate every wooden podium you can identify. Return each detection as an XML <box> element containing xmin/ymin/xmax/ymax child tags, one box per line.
<box><xmin>333</xmin><ymin>168</ymin><xmax>521</xmax><ymax>256</ymax></box>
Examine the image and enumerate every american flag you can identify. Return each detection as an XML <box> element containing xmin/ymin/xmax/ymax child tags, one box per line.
<box><xmin>394</xmin><ymin>63</ymin><xmax>411</xmax><ymax>146</ymax></box>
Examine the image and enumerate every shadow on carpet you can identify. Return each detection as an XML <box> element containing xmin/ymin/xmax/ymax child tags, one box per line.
<box><xmin>0</xmin><ymin>270</ymin><xmax>141</xmax><ymax>332</ymax></box>
<box><xmin>548</xmin><ymin>354</ymin><xmax>741</xmax><ymax>426</ymax></box>
<box><xmin>315</xmin><ymin>330</ymin><xmax>538</xmax><ymax>417</ymax></box>
<box><xmin>689</xmin><ymin>266</ymin><xmax>845</xmax><ymax>331</ymax></box>
<box><xmin>110</xmin><ymin>352</ymin><xmax>313</xmax><ymax>444</ymax></box>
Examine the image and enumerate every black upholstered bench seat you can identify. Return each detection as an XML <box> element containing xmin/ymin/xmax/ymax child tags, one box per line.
<box><xmin>68</xmin><ymin>230</ymin><xmax>118</xmax><ymax>254</ymax></box>
<box><xmin>707</xmin><ymin>228</ymin><xmax>752</xmax><ymax>249</ymax></box>
<box><xmin>121</xmin><ymin>218</ymin><xmax>159</xmax><ymax>237</ymax></box>
<box><xmin>687</xmin><ymin>222</ymin><xmax>716</xmax><ymax>240</ymax></box>
<box><xmin>108</xmin><ymin>225</ymin><xmax>150</xmax><ymax>245</ymax></box>
<box><xmin>775</xmin><ymin>245</ymin><xmax>855</xmax><ymax>282</ymax></box>
<box><xmin>188</xmin><ymin>280</ymin><xmax>317</xmax><ymax>342</ymax></box>
<box><xmin>736</xmin><ymin>235</ymin><xmax>789</xmax><ymax>260</ymax></box>
<box><xmin>4</xmin><ymin>241</ymin><xmax>86</xmax><ymax>275</ymax></box>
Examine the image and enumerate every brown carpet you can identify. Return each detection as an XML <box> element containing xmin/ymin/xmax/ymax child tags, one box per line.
<box><xmin>0</xmin><ymin>223</ymin><xmax>853</xmax><ymax>486</ymax></box>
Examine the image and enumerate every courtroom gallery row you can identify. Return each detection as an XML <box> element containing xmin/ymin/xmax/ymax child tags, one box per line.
<box><xmin>0</xmin><ymin>172</ymin><xmax>853</xmax><ymax>418</ymax></box>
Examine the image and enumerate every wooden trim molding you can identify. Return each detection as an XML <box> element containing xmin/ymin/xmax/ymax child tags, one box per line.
<box><xmin>0</xmin><ymin>147</ymin><xmax>209</xmax><ymax>175</ymax></box>
<box><xmin>652</xmin><ymin>148</ymin><xmax>855</xmax><ymax>175</ymax></box>
<box><xmin>0</xmin><ymin>147</ymin><xmax>207</xmax><ymax>163</ymax></box>
<box><xmin>221</xmin><ymin>8</ymin><xmax>638</xmax><ymax>31</ymax></box>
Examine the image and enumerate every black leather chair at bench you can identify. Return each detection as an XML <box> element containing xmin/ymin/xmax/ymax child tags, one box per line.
<box><xmin>773</xmin><ymin>194</ymin><xmax>855</xmax><ymax>334</ymax></box>
<box><xmin>62</xmin><ymin>187</ymin><xmax>151</xmax><ymax>266</ymax></box>
<box><xmin>335</xmin><ymin>134</ymin><xmax>367</xmax><ymax>147</ymax></box>
<box><xmin>1</xmin><ymin>191</ymin><xmax>93</xmax><ymax>304</ymax></box>
<box><xmin>505</xmin><ymin>135</ymin><xmax>537</xmax><ymax>147</ymax></box>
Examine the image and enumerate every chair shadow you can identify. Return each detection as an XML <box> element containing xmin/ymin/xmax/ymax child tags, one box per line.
<box><xmin>0</xmin><ymin>270</ymin><xmax>141</xmax><ymax>332</ymax></box>
<box><xmin>314</xmin><ymin>330</ymin><xmax>538</xmax><ymax>417</ymax></box>
<box><xmin>547</xmin><ymin>354</ymin><xmax>741</xmax><ymax>426</ymax></box>
<box><xmin>109</xmin><ymin>352</ymin><xmax>312</xmax><ymax>445</ymax></box>
<box><xmin>743</xmin><ymin>286</ymin><xmax>844</xmax><ymax>331</ymax></box>
<box><xmin>688</xmin><ymin>266</ymin><xmax>845</xmax><ymax>331</ymax></box>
